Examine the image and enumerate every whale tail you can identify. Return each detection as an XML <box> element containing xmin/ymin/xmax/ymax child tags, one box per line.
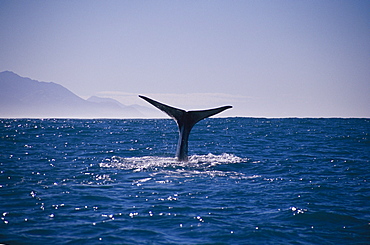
<box><xmin>139</xmin><ymin>95</ymin><xmax>232</xmax><ymax>161</ymax></box>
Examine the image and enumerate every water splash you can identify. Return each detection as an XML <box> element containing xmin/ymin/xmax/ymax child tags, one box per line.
<box><xmin>99</xmin><ymin>153</ymin><xmax>256</xmax><ymax>179</ymax></box>
<box><xmin>100</xmin><ymin>153</ymin><xmax>246</xmax><ymax>171</ymax></box>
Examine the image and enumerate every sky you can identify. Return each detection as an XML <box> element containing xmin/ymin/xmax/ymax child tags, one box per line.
<box><xmin>0</xmin><ymin>0</ymin><xmax>369</xmax><ymax>117</ymax></box>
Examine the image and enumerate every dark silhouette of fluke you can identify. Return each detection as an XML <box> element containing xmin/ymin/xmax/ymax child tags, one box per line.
<box><xmin>139</xmin><ymin>95</ymin><xmax>232</xmax><ymax>161</ymax></box>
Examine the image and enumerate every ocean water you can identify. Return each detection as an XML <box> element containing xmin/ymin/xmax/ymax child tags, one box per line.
<box><xmin>0</xmin><ymin>118</ymin><xmax>369</xmax><ymax>245</ymax></box>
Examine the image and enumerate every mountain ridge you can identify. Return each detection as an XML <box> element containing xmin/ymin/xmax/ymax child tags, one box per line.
<box><xmin>0</xmin><ymin>71</ymin><xmax>152</xmax><ymax>118</ymax></box>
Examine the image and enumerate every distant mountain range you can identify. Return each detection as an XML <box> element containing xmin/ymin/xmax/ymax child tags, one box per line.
<box><xmin>0</xmin><ymin>71</ymin><xmax>159</xmax><ymax>118</ymax></box>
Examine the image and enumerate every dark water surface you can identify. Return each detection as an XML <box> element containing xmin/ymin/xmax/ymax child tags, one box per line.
<box><xmin>0</xmin><ymin>118</ymin><xmax>369</xmax><ymax>244</ymax></box>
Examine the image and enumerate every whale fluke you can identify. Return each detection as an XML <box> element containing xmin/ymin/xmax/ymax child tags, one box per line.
<box><xmin>139</xmin><ymin>95</ymin><xmax>232</xmax><ymax>161</ymax></box>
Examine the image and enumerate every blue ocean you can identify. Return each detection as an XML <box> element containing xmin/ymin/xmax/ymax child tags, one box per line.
<box><xmin>0</xmin><ymin>118</ymin><xmax>369</xmax><ymax>244</ymax></box>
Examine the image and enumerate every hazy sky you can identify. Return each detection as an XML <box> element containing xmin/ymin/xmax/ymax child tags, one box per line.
<box><xmin>0</xmin><ymin>0</ymin><xmax>369</xmax><ymax>117</ymax></box>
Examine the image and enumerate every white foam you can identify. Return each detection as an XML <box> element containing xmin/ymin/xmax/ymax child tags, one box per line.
<box><xmin>99</xmin><ymin>153</ymin><xmax>258</xmax><ymax>180</ymax></box>
<box><xmin>100</xmin><ymin>153</ymin><xmax>245</xmax><ymax>170</ymax></box>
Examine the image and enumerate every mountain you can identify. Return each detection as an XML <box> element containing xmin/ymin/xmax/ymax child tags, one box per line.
<box><xmin>86</xmin><ymin>96</ymin><xmax>145</xmax><ymax>117</ymax></box>
<box><xmin>0</xmin><ymin>71</ymin><xmax>150</xmax><ymax>118</ymax></box>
